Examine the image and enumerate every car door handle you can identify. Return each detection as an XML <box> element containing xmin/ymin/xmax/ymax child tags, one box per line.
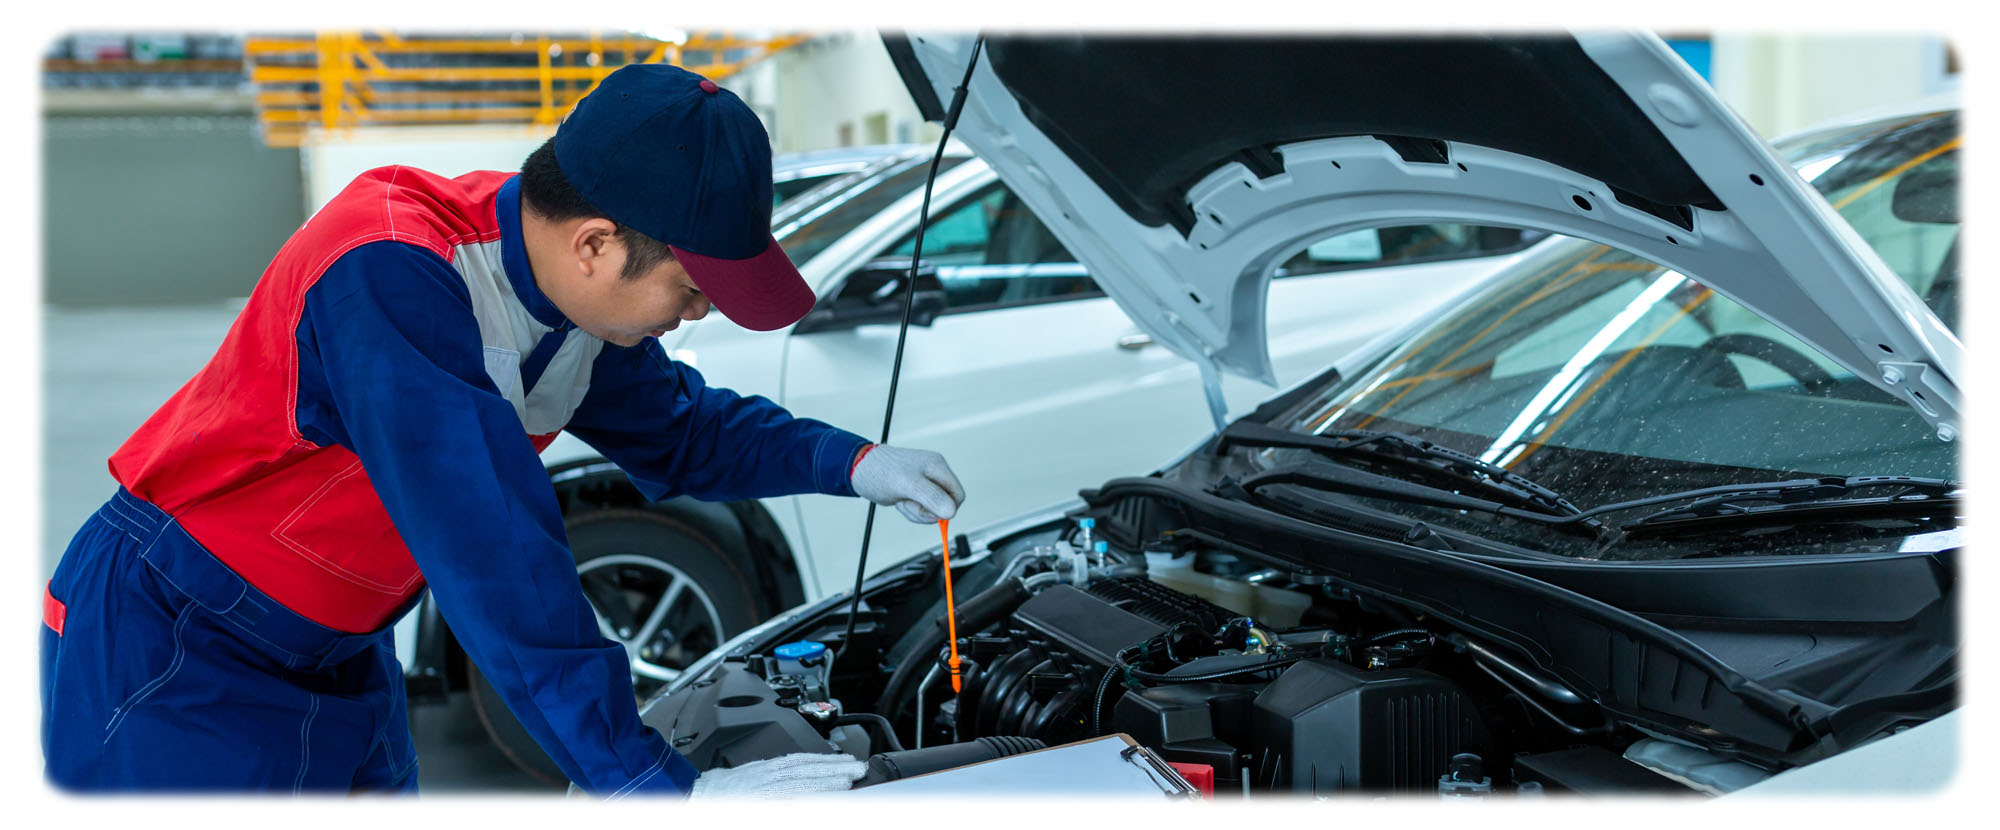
<box><xmin>1116</xmin><ymin>334</ymin><xmax>1155</xmax><ymax>350</ymax></box>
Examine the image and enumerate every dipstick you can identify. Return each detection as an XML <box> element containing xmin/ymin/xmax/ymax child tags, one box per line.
<box><xmin>938</xmin><ymin>519</ymin><xmax>963</xmax><ymax>693</ymax></box>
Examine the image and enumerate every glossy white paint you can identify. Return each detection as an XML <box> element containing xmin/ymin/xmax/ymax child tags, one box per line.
<box><xmin>894</xmin><ymin>32</ymin><xmax>1960</xmax><ymax>436</ymax></box>
<box><xmin>541</xmin><ymin>157</ymin><xmax>1535</xmax><ymax>600</ymax></box>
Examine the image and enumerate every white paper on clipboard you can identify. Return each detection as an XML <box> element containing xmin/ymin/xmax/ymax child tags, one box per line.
<box><xmin>846</xmin><ymin>733</ymin><xmax>1196</xmax><ymax>798</ymax></box>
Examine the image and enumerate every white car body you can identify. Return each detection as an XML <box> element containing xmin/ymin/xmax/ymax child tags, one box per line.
<box><xmin>888</xmin><ymin>33</ymin><xmax>1960</xmax><ymax>439</ymax></box>
<box><xmin>537</xmin><ymin>153</ymin><xmax>1537</xmax><ymax>601</ymax></box>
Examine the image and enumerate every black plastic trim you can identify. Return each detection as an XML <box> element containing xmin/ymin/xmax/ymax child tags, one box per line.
<box><xmin>1081</xmin><ymin>477</ymin><xmax>1831</xmax><ymax>766</ymax></box>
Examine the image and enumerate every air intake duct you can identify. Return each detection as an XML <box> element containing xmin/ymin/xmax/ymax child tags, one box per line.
<box><xmin>854</xmin><ymin>736</ymin><xmax>1048</xmax><ymax>787</ymax></box>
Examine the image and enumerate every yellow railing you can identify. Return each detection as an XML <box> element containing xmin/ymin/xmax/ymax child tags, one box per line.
<box><xmin>245</xmin><ymin>30</ymin><xmax>810</xmax><ymax>146</ymax></box>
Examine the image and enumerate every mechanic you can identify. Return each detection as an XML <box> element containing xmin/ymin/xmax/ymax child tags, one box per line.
<box><xmin>40</xmin><ymin>63</ymin><xmax>963</xmax><ymax>797</ymax></box>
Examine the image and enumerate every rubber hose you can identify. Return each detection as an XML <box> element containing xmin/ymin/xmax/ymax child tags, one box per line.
<box><xmin>1090</xmin><ymin>663</ymin><xmax>1119</xmax><ymax>737</ymax></box>
<box><xmin>973</xmin><ymin>649</ymin><xmax>1038</xmax><ymax>737</ymax></box>
<box><xmin>830</xmin><ymin>712</ymin><xmax>906</xmax><ymax>754</ymax></box>
<box><xmin>995</xmin><ymin>659</ymin><xmax>1054</xmax><ymax>735</ymax></box>
<box><xmin>1023</xmin><ymin>679</ymin><xmax>1092</xmax><ymax>739</ymax></box>
<box><xmin>855</xmin><ymin>736</ymin><xmax>1047</xmax><ymax>788</ymax></box>
<box><xmin>873</xmin><ymin>575</ymin><xmax>1032</xmax><ymax>716</ymax></box>
<box><xmin>937</xmin><ymin>577</ymin><xmax>1031</xmax><ymax>635</ymax></box>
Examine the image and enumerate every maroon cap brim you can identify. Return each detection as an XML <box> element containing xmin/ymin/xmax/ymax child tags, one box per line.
<box><xmin>671</xmin><ymin>234</ymin><xmax>816</xmax><ymax>332</ymax></box>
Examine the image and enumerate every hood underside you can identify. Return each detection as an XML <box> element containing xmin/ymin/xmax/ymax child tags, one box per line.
<box><xmin>884</xmin><ymin>31</ymin><xmax>1961</xmax><ymax>438</ymax></box>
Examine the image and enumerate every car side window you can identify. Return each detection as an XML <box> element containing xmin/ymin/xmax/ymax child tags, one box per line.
<box><xmin>883</xmin><ymin>182</ymin><xmax>1100</xmax><ymax>313</ymax></box>
<box><xmin>1274</xmin><ymin>225</ymin><xmax>1544</xmax><ymax>278</ymax></box>
<box><xmin>772</xmin><ymin>173</ymin><xmax>839</xmax><ymax>207</ymax></box>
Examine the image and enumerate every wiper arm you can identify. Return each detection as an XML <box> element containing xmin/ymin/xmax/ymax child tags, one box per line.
<box><xmin>1225</xmin><ymin>461</ymin><xmax>1611</xmax><ymax>542</ymax></box>
<box><xmin>1216</xmin><ymin>423</ymin><xmax>1960</xmax><ymax>544</ymax></box>
<box><xmin>1214</xmin><ymin>421</ymin><xmax>1583</xmax><ymax>518</ymax></box>
<box><xmin>1612</xmin><ymin>476</ymin><xmax>1960</xmax><ymax>537</ymax></box>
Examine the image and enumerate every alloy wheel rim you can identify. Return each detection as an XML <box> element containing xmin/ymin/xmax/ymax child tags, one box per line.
<box><xmin>575</xmin><ymin>554</ymin><xmax>727</xmax><ymax>698</ymax></box>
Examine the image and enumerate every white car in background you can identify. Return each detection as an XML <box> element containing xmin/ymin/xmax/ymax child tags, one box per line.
<box><xmin>414</xmin><ymin>110</ymin><xmax>1544</xmax><ymax>780</ymax></box>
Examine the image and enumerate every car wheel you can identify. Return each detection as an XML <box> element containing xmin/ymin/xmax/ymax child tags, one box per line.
<box><xmin>466</xmin><ymin>506</ymin><xmax>769</xmax><ymax>785</ymax></box>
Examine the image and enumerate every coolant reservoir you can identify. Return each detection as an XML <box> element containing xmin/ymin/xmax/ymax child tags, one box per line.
<box><xmin>1144</xmin><ymin>548</ymin><xmax>1312</xmax><ymax>628</ymax></box>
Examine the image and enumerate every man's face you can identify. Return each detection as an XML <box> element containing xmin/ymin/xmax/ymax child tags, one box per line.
<box><xmin>526</xmin><ymin>210</ymin><xmax>722</xmax><ymax>348</ymax></box>
<box><xmin>564</xmin><ymin>240</ymin><xmax>714</xmax><ymax>348</ymax></box>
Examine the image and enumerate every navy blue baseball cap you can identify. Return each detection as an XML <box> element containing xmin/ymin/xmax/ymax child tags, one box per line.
<box><xmin>553</xmin><ymin>63</ymin><xmax>812</xmax><ymax>331</ymax></box>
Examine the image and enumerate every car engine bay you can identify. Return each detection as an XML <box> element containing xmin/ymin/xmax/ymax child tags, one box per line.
<box><xmin>636</xmin><ymin>514</ymin><xmax>1852</xmax><ymax>797</ymax></box>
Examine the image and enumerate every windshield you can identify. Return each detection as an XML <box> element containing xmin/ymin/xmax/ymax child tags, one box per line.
<box><xmin>774</xmin><ymin>156</ymin><xmax>970</xmax><ymax>268</ymax></box>
<box><xmin>1268</xmin><ymin>110</ymin><xmax>1960</xmax><ymax>557</ymax></box>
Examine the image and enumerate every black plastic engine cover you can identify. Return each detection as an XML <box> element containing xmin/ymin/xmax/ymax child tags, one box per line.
<box><xmin>1012</xmin><ymin>583</ymin><xmax>1165</xmax><ymax>667</ymax></box>
<box><xmin>1112</xmin><ymin>682</ymin><xmax>1258</xmax><ymax>785</ymax></box>
<box><xmin>1252</xmin><ymin>659</ymin><xmax>1483</xmax><ymax>794</ymax></box>
<box><xmin>637</xmin><ymin>663</ymin><xmax>837</xmax><ymax>770</ymax></box>
<box><xmin>1086</xmin><ymin>576</ymin><xmax>1236</xmax><ymax>631</ymax></box>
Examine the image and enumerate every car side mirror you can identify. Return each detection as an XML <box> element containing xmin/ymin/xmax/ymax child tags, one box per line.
<box><xmin>1891</xmin><ymin>163</ymin><xmax>1958</xmax><ymax>225</ymax></box>
<box><xmin>793</xmin><ymin>259</ymin><xmax>949</xmax><ymax>335</ymax></box>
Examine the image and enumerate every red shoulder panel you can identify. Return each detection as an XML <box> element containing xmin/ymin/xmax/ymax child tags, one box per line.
<box><xmin>109</xmin><ymin>166</ymin><xmax>521</xmax><ymax>633</ymax></box>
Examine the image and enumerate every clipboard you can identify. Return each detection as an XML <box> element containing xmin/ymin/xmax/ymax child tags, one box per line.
<box><xmin>847</xmin><ymin>733</ymin><xmax>1197</xmax><ymax>798</ymax></box>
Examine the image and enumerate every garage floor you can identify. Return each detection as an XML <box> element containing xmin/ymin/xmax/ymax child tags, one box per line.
<box><xmin>42</xmin><ymin>304</ymin><xmax>560</xmax><ymax>793</ymax></box>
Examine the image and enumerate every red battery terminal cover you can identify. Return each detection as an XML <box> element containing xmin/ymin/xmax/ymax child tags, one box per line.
<box><xmin>1166</xmin><ymin>762</ymin><xmax>1215</xmax><ymax>798</ymax></box>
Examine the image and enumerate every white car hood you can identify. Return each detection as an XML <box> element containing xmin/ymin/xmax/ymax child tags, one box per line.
<box><xmin>885</xmin><ymin>32</ymin><xmax>1961</xmax><ymax>438</ymax></box>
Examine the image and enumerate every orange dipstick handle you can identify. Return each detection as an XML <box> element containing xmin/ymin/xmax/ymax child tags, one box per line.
<box><xmin>938</xmin><ymin>519</ymin><xmax>964</xmax><ymax>693</ymax></box>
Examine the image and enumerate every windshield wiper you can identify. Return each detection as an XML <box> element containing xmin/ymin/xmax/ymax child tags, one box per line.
<box><xmin>1216</xmin><ymin>423</ymin><xmax>1961</xmax><ymax>546</ymax></box>
<box><xmin>1608</xmin><ymin>477</ymin><xmax>1960</xmax><ymax>538</ymax></box>
<box><xmin>1222</xmin><ymin>461</ymin><xmax>1613</xmax><ymax>542</ymax></box>
<box><xmin>1214</xmin><ymin>421</ymin><xmax>1584</xmax><ymax>518</ymax></box>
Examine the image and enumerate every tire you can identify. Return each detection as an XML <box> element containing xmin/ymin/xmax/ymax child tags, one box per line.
<box><xmin>467</xmin><ymin>506</ymin><xmax>770</xmax><ymax>785</ymax></box>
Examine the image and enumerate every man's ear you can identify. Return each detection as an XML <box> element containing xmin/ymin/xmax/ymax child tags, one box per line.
<box><xmin>572</xmin><ymin>218</ymin><xmax>621</xmax><ymax>278</ymax></box>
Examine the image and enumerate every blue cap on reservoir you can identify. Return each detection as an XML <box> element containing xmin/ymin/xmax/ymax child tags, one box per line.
<box><xmin>775</xmin><ymin>641</ymin><xmax>826</xmax><ymax>661</ymax></box>
<box><xmin>774</xmin><ymin>640</ymin><xmax>827</xmax><ymax>675</ymax></box>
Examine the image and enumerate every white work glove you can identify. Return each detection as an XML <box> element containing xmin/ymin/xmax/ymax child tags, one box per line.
<box><xmin>687</xmin><ymin>752</ymin><xmax>869</xmax><ymax>799</ymax></box>
<box><xmin>850</xmin><ymin>445</ymin><xmax>966</xmax><ymax>524</ymax></box>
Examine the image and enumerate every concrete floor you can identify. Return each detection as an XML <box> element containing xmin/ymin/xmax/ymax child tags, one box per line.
<box><xmin>42</xmin><ymin>304</ymin><xmax>559</xmax><ymax>793</ymax></box>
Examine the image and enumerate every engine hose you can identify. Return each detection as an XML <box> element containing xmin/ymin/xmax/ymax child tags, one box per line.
<box><xmin>1362</xmin><ymin>627</ymin><xmax>1433</xmax><ymax>645</ymax></box>
<box><xmin>874</xmin><ymin>576</ymin><xmax>1032</xmax><ymax>717</ymax></box>
<box><xmin>854</xmin><ymin>736</ymin><xmax>1046</xmax><ymax>788</ymax></box>
<box><xmin>1123</xmin><ymin>656</ymin><xmax>1304</xmax><ymax>684</ymax></box>
<box><xmin>874</xmin><ymin>627</ymin><xmax>950</xmax><ymax>718</ymax></box>
<box><xmin>1024</xmin><ymin>679</ymin><xmax>1092</xmax><ymax>739</ymax></box>
<box><xmin>995</xmin><ymin>659</ymin><xmax>1054</xmax><ymax>735</ymax></box>
<box><xmin>1090</xmin><ymin>663</ymin><xmax>1119</xmax><ymax>737</ymax></box>
<box><xmin>937</xmin><ymin>576</ymin><xmax>1031</xmax><ymax>636</ymax></box>
<box><xmin>830</xmin><ymin>712</ymin><xmax>906</xmax><ymax>754</ymax></box>
<box><xmin>973</xmin><ymin>649</ymin><xmax>1039</xmax><ymax>736</ymax></box>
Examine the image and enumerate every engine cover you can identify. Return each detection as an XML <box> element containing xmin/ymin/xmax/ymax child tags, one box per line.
<box><xmin>1252</xmin><ymin>659</ymin><xmax>1484</xmax><ymax>794</ymax></box>
<box><xmin>639</xmin><ymin>663</ymin><xmax>836</xmax><ymax>770</ymax></box>
<box><xmin>1011</xmin><ymin>583</ymin><xmax>1165</xmax><ymax>667</ymax></box>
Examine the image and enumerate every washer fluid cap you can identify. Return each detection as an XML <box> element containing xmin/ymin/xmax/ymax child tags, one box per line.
<box><xmin>774</xmin><ymin>641</ymin><xmax>827</xmax><ymax>661</ymax></box>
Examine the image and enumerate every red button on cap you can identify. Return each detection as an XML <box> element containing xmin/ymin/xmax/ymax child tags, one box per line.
<box><xmin>698</xmin><ymin>79</ymin><xmax>719</xmax><ymax>94</ymax></box>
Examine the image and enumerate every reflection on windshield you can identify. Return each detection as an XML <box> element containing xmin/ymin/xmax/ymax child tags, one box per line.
<box><xmin>774</xmin><ymin>157</ymin><xmax>970</xmax><ymax>268</ymax></box>
<box><xmin>1281</xmin><ymin>109</ymin><xmax>1960</xmax><ymax>537</ymax></box>
<box><xmin>1275</xmin><ymin>236</ymin><xmax>1955</xmax><ymax>557</ymax></box>
<box><xmin>1297</xmin><ymin>239</ymin><xmax>1952</xmax><ymax>484</ymax></box>
<box><xmin>1475</xmin><ymin>269</ymin><xmax>1687</xmax><ymax>466</ymax></box>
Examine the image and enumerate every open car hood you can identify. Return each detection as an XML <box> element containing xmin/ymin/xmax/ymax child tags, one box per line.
<box><xmin>885</xmin><ymin>32</ymin><xmax>1961</xmax><ymax>438</ymax></box>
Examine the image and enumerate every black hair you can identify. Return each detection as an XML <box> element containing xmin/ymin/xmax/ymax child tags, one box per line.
<box><xmin>519</xmin><ymin>138</ymin><xmax>677</xmax><ymax>280</ymax></box>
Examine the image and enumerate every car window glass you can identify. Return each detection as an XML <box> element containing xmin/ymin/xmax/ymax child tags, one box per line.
<box><xmin>1276</xmin><ymin>111</ymin><xmax>1962</xmax><ymax>559</ymax></box>
<box><xmin>1297</xmin><ymin>240</ymin><xmax>1952</xmax><ymax>486</ymax></box>
<box><xmin>884</xmin><ymin>182</ymin><xmax>1099</xmax><ymax>313</ymax></box>
<box><xmin>776</xmin><ymin>157</ymin><xmax>969</xmax><ymax>268</ymax></box>
<box><xmin>773</xmin><ymin>173</ymin><xmax>838</xmax><ymax>207</ymax></box>
<box><xmin>1787</xmin><ymin>112</ymin><xmax>1960</xmax><ymax>327</ymax></box>
<box><xmin>1275</xmin><ymin>225</ymin><xmax>1544</xmax><ymax>278</ymax></box>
